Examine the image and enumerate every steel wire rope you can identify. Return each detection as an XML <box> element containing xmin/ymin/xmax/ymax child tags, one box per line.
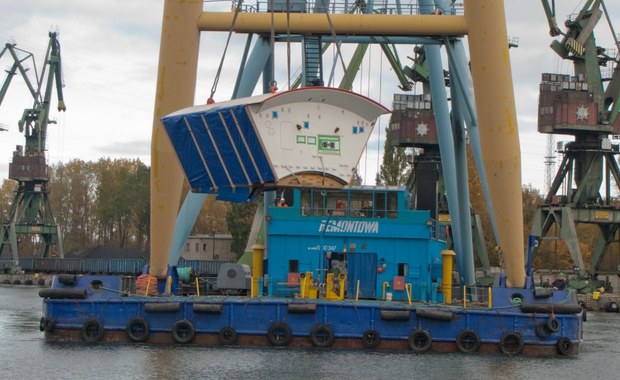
<box><xmin>268</xmin><ymin>0</ymin><xmax>277</xmax><ymax>91</ymax></box>
<box><xmin>286</xmin><ymin>0</ymin><xmax>291</xmax><ymax>90</ymax></box>
<box><xmin>208</xmin><ymin>0</ymin><xmax>244</xmax><ymax>102</ymax></box>
<box><xmin>320</xmin><ymin>0</ymin><xmax>350</xmax><ymax>87</ymax></box>
<box><xmin>377</xmin><ymin>47</ymin><xmax>383</xmax><ymax>179</ymax></box>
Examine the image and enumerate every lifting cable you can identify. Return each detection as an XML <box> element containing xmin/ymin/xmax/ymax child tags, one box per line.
<box><xmin>320</xmin><ymin>0</ymin><xmax>349</xmax><ymax>86</ymax></box>
<box><xmin>208</xmin><ymin>0</ymin><xmax>245</xmax><ymax>103</ymax></box>
<box><xmin>269</xmin><ymin>0</ymin><xmax>277</xmax><ymax>92</ymax></box>
<box><xmin>600</xmin><ymin>1</ymin><xmax>620</xmax><ymax>52</ymax></box>
<box><xmin>286</xmin><ymin>0</ymin><xmax>291</xmax><ymax>90</ymax></box>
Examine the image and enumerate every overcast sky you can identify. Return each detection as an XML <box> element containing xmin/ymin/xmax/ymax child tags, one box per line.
<box><xmin>1</xmin><ymin>0</ymin><xmax>619</xmax><ymax>193</ymax></box>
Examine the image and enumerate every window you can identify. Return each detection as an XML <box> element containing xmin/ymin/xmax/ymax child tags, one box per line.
<box><xmin>398</xmin><ymin>263</ymin><xmax>409</xmax><ymax>277</ymax></box>
<box><xmin>312</xmin><ymin>190</ymin><xmax>326</xmax><ymax>216</ymax></box>
<box><xmin>289</xmin><ymin>260</ymin><xmax>299</xmax><ymax>273</ymax></box>
<box><xmin>387</xmin><ymin>192</ymin><xmax>398</xmax><ymax>218</ymax></box>
<box><xmin>203</xmin><ymin>243</ymin><xmax>207</xmax><ymax>251</ymax></box>
<box><xmin>301</xmin><ymin>189</ymin><xmax>311</xmax><ymax>216</ymax></box>
<box><xmin>375</xmin><ymin>192</ymin><xmax>386</xmax><ymax>218</ymax></box>
<box><xmin>328</xmin><ymin>191</ymin><xmax>348</xmax><ymax>217</ymax></box>
<box><xmin>350</xmin><ymin>192</ymin><xmax>372</xmax><ymax>217</ymax></box>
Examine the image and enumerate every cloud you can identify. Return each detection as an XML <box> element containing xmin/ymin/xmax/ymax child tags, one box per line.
<box><xmin>2</xmin><ymin>0</ymin><xmax>620</xmax><ymax>195</ymax></box>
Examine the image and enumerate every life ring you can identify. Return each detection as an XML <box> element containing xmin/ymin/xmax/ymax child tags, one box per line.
<box><xmin>546</xmin><ymin>315</ymin><xmax>560</xmax><ymax>333</ymax></box>
<box><xmin>455</xmin><ymin>329</ymin><xmax>480</xmax><ymax>353</ymax></box>
<box><xmin>408</xmin><ymin>329</ymin><xmax>432</xmax><ymax>353</ymax></box>
<box><xmin>556</xmin><ymin>337</ymin><xmax>573</xmax><ymax>355</ymax></box>
<box><xmin>171</xmin><ymin>320</ymin><xmax>195</xmax><ymax>344</ymax></box>
<box><xmin>361</xmin><ymin>329</ymin><xmax>381</xmax><ymax>349</ymax></box>
<box><xmin>499</xmin><ymin>332</ymin><xmax>524</xmax><ymax>355</ymax></box>
<box><xmin>218</xmin><ymin>327</ymin><xmax>237</xmax><ymax>345</ymax></box>
<box><xmin>126</xmin><ymin>317</ymin><xmax>149</xmax><ymax>342</ymax></box>
<box><xmin>267</xmin><ymin>321</ymin><xmax>292</xmax><ymax>346</ymax></box>
<box><xmin>535</xmin><ymin>323</ymin><xmax>551</xmax><ymax>339</ymax></box>
<box><xmin>309</xmin><ymin>323</ymin><xmax>334</xmax><ymax>348</ymax></box>
<box><xmin>81</xmin><ymin>318</ymin><xmax>104</xmax><ymax>343</ymax></box>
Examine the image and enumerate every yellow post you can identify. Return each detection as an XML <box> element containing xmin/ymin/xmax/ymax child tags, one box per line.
<box><xmin>463</xmin><ymin>286</ymin><xmax>467</xmax><ymax>308</ymax></box>
<box><xmin>382</xmin><ymin>281</ymin><xmax>390</xmax><ymax>300</ymax></box>
<box><xmin>405</xmin><ymin>283</ymin><xmax>412</xmax><ymax>305</ymax></box>
<box><xmin>356</xmin><ymin>280</ymin><xmax>360</xmax><ymax>301</ymax></box>
<box><xmin>487</xmin><ymin>286</ymin><xmax>492</xmax><ymax>309</ymax></box>
<box><xmin>150</xmin><ymin>0</ymin><xmax>203</xmax><ymax>278</ymax></box>
<box><xmin>195</xmin><ymin>276</ymin><xmax>200</xmax><ymax>297</ymax></box>
<box><xmin>251</xmin><ymin>244</ymin><xmax>265</xmax><ymax>297</ymax></box>
<box><xmin>441</xmin><ymin>250</ymin><xmax>456</xmax><ymax>304</ymax></box>
<box><xmin>299</xmin><ymin>273</ymin><xmax>306</xmax><ymax>298</ymax></box>
<box><xmin>338</xmin><ymin>274</ymin><xmax>346</xmax><ymax>299</ymax></box>
<box><xmin>464</xmin><ymin>0</ymin><xmax>526</xmax><ymax>288</ymax></box>
<box><xmin>145</xmin><ymin>276</ymin><xmax>151</xmax><ymax>297</ymax></box>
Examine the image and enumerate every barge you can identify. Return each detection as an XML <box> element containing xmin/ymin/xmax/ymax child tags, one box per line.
<box><xmin>39</xmin><ymin>87</ymin><xmax>583</xmax><ymax>355</ymax></box>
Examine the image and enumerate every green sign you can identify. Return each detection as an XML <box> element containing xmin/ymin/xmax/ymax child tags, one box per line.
<box><xmin>318</xmin><ymin>135</ymin><xmax>340</xmax><ymax>155</ymax></box>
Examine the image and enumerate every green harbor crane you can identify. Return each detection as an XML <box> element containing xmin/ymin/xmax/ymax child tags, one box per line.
<box><xmin>532</xmin><ymin>0</ymin><xmax>620</xmax><ymax>287</ymax></box>
<box><xmin>0</xmin><ymin>32</ymin><xmax>66</xmax><ymax>264</ymax></box>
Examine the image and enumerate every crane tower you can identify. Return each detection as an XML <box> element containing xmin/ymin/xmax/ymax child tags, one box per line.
<box><xmin>532</xmin><ymin>0</ymin><xmax>620</xmax><ymax>281</ymax></box>
<box><xmin>0</xmin><ymin>32</ymin><xmax>65</xmax><ymax>264</ymax></box>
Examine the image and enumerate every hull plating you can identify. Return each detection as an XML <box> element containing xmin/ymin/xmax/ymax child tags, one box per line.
<box><xmin>41</xmin><ymin>276</ymin><xmax>582</xmax><ymax>356</ymax></box>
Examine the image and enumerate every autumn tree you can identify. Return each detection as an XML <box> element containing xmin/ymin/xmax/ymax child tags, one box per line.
<box><xmin>49</xmin><ymin>160</ymin><xmax>97</xmax><ymax>252</ymax></box>
<box><xmin>226</xmin><ymin>198</ymin><xmax>259</xmax><ymax>258</ymax></box>
<box><xmin>93</xmin><ymin>158</ymin><xmax>149</xmax><ymax>249</ymax></box>
<box><xmin>192</xmin><ymin>195</ymin><xmax>230</xmax><ymax>235</ymax></box>
<box><xmin>0</xmin><ymin>179</ymin><xmax>17</xmax><ymax>223</ymax></box>
<box><xmin>376</xmin><ymin>125</ymin><xmax>410</xmax><ymax>186</ymax></box>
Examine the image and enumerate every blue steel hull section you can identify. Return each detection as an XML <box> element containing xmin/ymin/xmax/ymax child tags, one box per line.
<box><xmin>41</xmin><ymin>275</ymin><xmax>583</xmax><ymax>354</ymax></box>
<box><xmin>162</xmin><ymin>104</ymin><xmax>275</xmax><ymax>202</ymax></box>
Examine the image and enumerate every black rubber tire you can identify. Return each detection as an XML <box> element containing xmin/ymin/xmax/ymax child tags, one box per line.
<box><xmin>604</xmin><ymin>301</ymin><xmax>619</xmax><ymax>313</ymax></box>
<box><xmin>499</xmin><ymin>332</ymin><xmax>524</xmax><ymax>355</ymax></box>
<box><xmin>126</xmin><ymin>317</ymin><xmax>149</xmax><ymax>342</ymax></box>
<box><xmin>218</xmin><ymin>327</ymin><xmax>237</xmax><ymax>345</ymax></box>
<box><xmin>361</xmin><ymin>329</ymin><xmax>381</xmax><ymax>349</ymax></box>
<box><xmin>408</xmin><ymin>329</ymin><xmax>432</xmax><ymax>353</ymax></box>
<box><xmin>557</xmin><ymin>337</ymin><xmax>573</xmax><ymax>355</ymax></box>
<box><xmin>267</xmin><ymin>322</ymin><xmax>292</xmax><ymax>346</ymax></box>
<box><xmin>81</xmin><ymin>318</ymin><xmax>104</xmax><ymax>343</ymax></box>
<box><xmin>456</xmin><ymin>329</ymin><xmax>480</xmax><ymax>353</ymax></box>
<box><xmin>171</xmin><ymin>320</ymin><xmax>195</xmax><ymax>344</ymax></box>
<box><xmin>39</xmin><ymin>317</ymin><xmax>45</xmax><ymax>332</ymax></box>
<box><xmin>44</xmin><ymin>318</ymin><xmax>56</xmax><ymax>333</ymax></box>
<box><xmin>309</xmin><ymin>324</ymin><xmax>334</xmax><ymax>348</ymax></box>
<box><xmin>57</xmin><ymin>274</ymin><xmax>76</xmax><ymax>286</ymax></box>
<box><xmin>546</xmin><ymin>316</ymin><xmax>560</xmax><ymax>333</ymax></box>
<box><xmin>535</xmin><ymin>322</ymin><xmax>552</xmax><ymax>339</ymax></box>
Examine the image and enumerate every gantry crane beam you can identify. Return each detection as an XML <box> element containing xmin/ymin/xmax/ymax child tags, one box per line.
<box><xmin>197</xmin><ymin>12</ymin><xmax>468</xmax><ymax>36</ymax></box>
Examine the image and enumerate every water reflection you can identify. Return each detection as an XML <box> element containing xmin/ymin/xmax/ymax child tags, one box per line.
<box><xmin>1</xmin><ymin>286</ymin><xmax>619</xmax><ymax>380</ymax></box>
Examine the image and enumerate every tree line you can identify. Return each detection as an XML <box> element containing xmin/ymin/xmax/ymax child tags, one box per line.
<box><xmin>2</xmin><ymin>149</ymin><xmax>616</xmax><ymax>271</ymax></box>
<box><xmin>0</xmin><ymin>158</ymin><xmax>243</xmax><ymax>257</ymax></box>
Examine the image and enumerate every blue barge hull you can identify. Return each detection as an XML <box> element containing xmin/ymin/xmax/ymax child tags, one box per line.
<box><xmin>40</xmin><ymin>275</ymin><xmax>583</xmax><ymax>355</ymax></box>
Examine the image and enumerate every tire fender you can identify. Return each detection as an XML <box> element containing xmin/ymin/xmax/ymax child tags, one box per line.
<box><xmin>309</xmin><ymin>323</ymin><xmax>334</xmax><ymax>348</ymax></box>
